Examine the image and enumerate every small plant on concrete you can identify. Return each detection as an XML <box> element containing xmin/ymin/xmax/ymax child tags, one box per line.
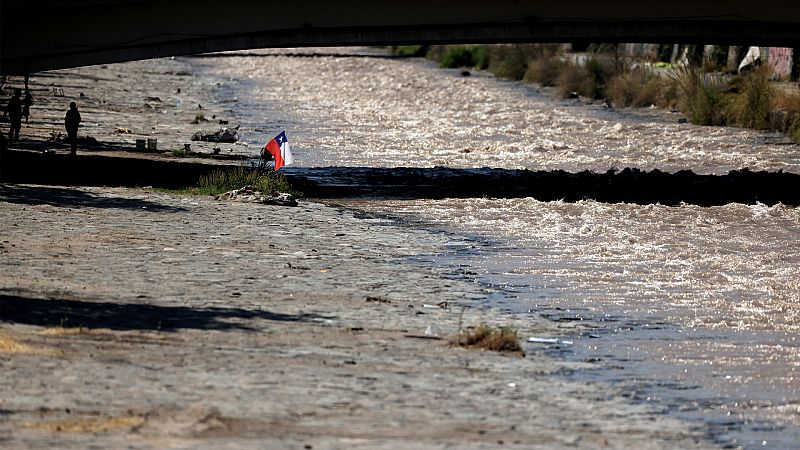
<box><xmin>456</xmin><ymin>323</ymin><xmax>523</xmax><ymax>355</ymax></box>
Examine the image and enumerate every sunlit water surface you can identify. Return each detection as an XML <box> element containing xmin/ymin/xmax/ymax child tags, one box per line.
<box><xmin>194</xmin><ymin>48</ymin><xmax>800</xmax><ymax>448</ymax></box>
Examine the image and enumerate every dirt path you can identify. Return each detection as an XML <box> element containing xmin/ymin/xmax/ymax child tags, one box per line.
<box><xmin>1</xmin><ymin>56</ymin><xmax>712</xmax><ymax>449</ymax></box>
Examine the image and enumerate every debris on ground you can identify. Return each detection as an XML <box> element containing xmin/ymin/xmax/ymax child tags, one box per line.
<box><xmin>456</xmin><ymin>324</ymin><xmax>524</xmax><ymax>355</ymax></box>
<box><xmin>191</xmin><ymin>127</ymin><xmax>239</xmax><ymax>143</ymax></box>
<box><xmin>527</xmin><ymin>337</ymin><xmax>574</xmax><ymax>345</ymax></box>
<box><xmin>214</xmin><ymin>185</ymin><xmax>297</xmax><ymax>206</ymax></box>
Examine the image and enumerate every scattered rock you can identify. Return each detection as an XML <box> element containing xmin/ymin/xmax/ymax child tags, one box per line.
<box><xmin>215</xmin><ymin>185</ymin><xmax>298</xmax><ymax>206</ymax></box>
<box><xmin>191</xmin><ymin>127</ymin><xmax>239</xmax><ymax>143</ymax></box>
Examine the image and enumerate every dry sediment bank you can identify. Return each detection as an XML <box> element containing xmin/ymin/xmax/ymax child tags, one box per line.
<box><xmin>0</xmin><ymin>55</ymin><xmax>712</xmax><ymax>448</ymax></box>
<box><xmin>0</xmin><ymin>184</ymin><xmax>709</xmax><ymax>449</ymax></box>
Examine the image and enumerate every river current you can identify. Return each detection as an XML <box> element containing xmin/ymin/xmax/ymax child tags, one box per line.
<box><xmin>193</xmin><ymin>48</ymin><xmax>800</xmax><ymax>449</ymax></box>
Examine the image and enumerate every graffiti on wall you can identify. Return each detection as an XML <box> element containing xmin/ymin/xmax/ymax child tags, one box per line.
<box><xmin>768</xmin><ymin>47</ymin><xmax>793</xmax><ymax>79</ymax></box>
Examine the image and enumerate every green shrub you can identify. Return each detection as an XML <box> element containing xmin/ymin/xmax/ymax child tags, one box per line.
<box><xmin>471</xmin><ymin>45</ymin><xmax>490</xmax><ymax>70</ymax></box>
<box><xmin>439</xmin><ymin>47</ymin><xmax>479</xmax><ymax>68</ymax></box>
<box><xmin>389</xmin><ymin>45</ymin><xmax>429</xmax><ymax>57</ymax></box>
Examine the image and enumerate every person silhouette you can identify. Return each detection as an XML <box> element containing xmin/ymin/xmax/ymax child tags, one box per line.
<box><xmin>23</xmin><ymin>90</ymin><xmax>33</xmax><ymax>123</ymax></box>
<box><xmin>6</xmin><ymin>89</ymin><xmax>22</xmax><ymax>140</ymax></box>
<box><xmin>64</xmin><ymin>101</ymin><xmax>81</xmax><ymax>155</ymax></box>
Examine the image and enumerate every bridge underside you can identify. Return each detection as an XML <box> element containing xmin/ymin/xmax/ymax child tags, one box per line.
<box><xmin>2</xmin><ymin>1</ymin><xmax>800</xmax><ymax>74</ymax></box>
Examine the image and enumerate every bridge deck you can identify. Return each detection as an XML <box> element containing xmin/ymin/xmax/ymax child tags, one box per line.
<box><xmin>2</xmin><ymin>1</ymin><xmax>800</xmax><ymax>73</ymax></box>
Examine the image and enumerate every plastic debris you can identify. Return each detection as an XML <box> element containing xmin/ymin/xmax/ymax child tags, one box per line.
<box><xmin>527</xmin><ymin>337</ymin><xmax>573</xmax><ymax>345</ymax></box>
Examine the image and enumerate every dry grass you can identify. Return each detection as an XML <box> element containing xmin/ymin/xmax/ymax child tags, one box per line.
<box><xmin>674</xmin><ymin>64</ymin><xmax>785</xmax><ymax>132</ymax></box>
<box><xmin>772</xmin><ymin>91</ymin><xmax>800</xmax><ymax>142</ymax></box>
<box><xmin>556</xmin><ymin>62</ymin><xmax>592</xmax><ymax>98</ymax></box>
<box><xmin>524</xmin><ymin>57</ymin><xmax>565</xmax><ymax>87</ymax></box>
<box><xmin>25</xmin><ymin>416</ymin><xmax>144</xmax><ymax>433</ymax></box>
<box><xmin>456</xmin><ymin>324</ymin><xmax>523</xmax><ymax>355</ymax></box>
<box><xmin>0</xmin><ymin>332</ymin><xmax>35</xmax><ymax>354</ymax></box>
<box><xmin>0</xmin><ymin>330</ymin><xmax>57</xmax><ymax>355</ymax></box>
<box><xmin>607</xmin><ymin>67</ymin><xmax>676</xmax><ymax>108</ymax></box>
<box><xmin>672</xmin><ymin>65</ymin><xmax>728</xmax><ymax>125</ymax></box>
<box><xmin>723</xmin><ymin>65</ymin><xmax>774</xmax><ymax>129</ymax></box>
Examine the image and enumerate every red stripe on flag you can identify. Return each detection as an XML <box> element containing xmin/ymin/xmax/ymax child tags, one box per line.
<box><xmin>264</xmin><ymin>138</ymin><xmax>284</xmax><ymax>170</ymax></box>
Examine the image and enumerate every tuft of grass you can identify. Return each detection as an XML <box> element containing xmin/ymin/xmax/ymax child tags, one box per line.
<box><xmin>674</xmin><ymin>64</ymin><xmax>777</xmax><ymax>129</ymax></box>
<box><xmin>524</xmin><ymin>57</ymin><xmax>565</xmax><ymax>87</ymax></box>
<box><xmin>607</xmin><ymin>67</ymin><xmax>676</xmax><ymax>108</ymax></box>
<box><xmin>672</xmin><ymin>65</ymin><xmax>729</xmax><ymax>125</ymax></box>
<box><xmin>770</xmin><ymin>90</ymin><xmax>800</xmax><ymax>142</ymax></box>
<box><xmin>150</xmin><ymin>161</ymin><xmax>298</xmax><ymax>196</ymax></box>
<box><xmin>554</xmin><ymin>57</ymin><xmax>617</xmax><ymax>100</ymax></box>
<box><xmin>195</xmin><ymin>164</ymin><xmax>295</xmax><ymax>196</ymax></box>
<box><xmin>456</xmin><ymin>323</ymin><xmax>524</xmax><ymax>355</ymax></box>
<box><xmin>723</xmin><ymin>65</ymin><xmax>774</xmax><ymax>129</ymax></box>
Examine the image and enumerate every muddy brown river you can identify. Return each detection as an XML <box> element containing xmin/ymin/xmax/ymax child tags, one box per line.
<box><xmin>191</xmin><ymin>48</ymin><xmax>799</xmax><ymax>449</ymax></box>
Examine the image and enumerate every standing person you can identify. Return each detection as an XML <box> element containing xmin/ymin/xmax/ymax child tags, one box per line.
<box><xmin>64</xmin><ymin>101</ymin><xmax>81</xmax><ymax>155</ymax></box>
<box><xmin>6</xmin><ymin>89</ymin><xmax>22</xmax><ymax>141</ymax></box>
<box><xmin>22</xmin><ymin>90</ymin><xmax>33</xmax><ymax>123</ymax></box>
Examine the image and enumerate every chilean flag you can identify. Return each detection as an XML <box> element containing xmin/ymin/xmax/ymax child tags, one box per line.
<box><xmin>261</xmin><ymin>130</ymin><xmax>294</xmax><ymax>170</ymax></box>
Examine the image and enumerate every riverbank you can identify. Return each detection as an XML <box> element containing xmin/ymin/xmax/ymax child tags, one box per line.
<box><xmin>0</xmin><ymin>54</ymin><xmax>715</xmax><ymax>448</ymax></box>
<box><xmin>0</xmin><ymin>184</ymin><xmax>709</xmax><ymax>449</ymax></box>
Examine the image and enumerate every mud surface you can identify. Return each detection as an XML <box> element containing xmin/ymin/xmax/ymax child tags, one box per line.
<box><xmin>0</xmin><ymin>52</ymin><xmax>742</xmax><ymax>449</ymax></box>
<box><xmin>0</xmin><ymin>185</ymin><xmax>709</xmax><ymax>449</ymax></box>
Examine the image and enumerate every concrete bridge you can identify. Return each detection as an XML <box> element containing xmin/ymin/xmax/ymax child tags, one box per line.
<box><xmin>2</xmin><ymin>1</ymin><xmax>800</xmax><ymax>74</ymax></box>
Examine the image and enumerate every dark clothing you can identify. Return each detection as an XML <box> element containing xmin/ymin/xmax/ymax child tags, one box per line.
<box><xmin>6</xmin><ymin>96</ymin><xmax>22</xmax><ymax>140</ymax></box>
<box><xmin>65</xmin><ymin>107</ymin><xmax>81</xmax><ymax>154</ymax></box>
<box><xmin>23</xmin><ymin>93</ymin><xmax>32</xmax><ymax>122</ymax></box>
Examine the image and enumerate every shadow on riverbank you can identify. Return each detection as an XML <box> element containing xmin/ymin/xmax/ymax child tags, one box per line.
<box><xmin>0</xmin><ymin>184</ymin><xmax>186</xmax><ymax>212</ymax></box>
<box><xmin>0</xmin><ymin>293</ymin><xmax>334</xmax><ymax>332</ymax></box>
<box><xmin>2</xmin><ymin>149</ymin><xmax>798</xmax><ymax>206</ymax></box>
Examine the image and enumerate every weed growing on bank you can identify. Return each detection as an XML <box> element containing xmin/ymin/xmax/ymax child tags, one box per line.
<box><xmin>196</xmin><ymin>165</ymin><xmax>294</xmax><ymax>196</ymax></box>
<box><xmin>149</xmin><ymin>162</ymin><xmax>296</xmax><ymax>197</ymax></box>
<box><xmin>607</xmin><ymin>67</ymin><xmax>676</xmax><ymax>108</ymax></box>
<box><xmin>456</xmin><ymin>323</ymin><xmax>524</xmax><ymax>355</ymax></box>
<box><xmin>772</xmin><ymin>92</ymin><xmax>800</xmax><ymax>142</ymax></box>
<box><xmin>672</xmin><ymin>64</ymin><xmax>800</xmax><ymax>140</ymax></box>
